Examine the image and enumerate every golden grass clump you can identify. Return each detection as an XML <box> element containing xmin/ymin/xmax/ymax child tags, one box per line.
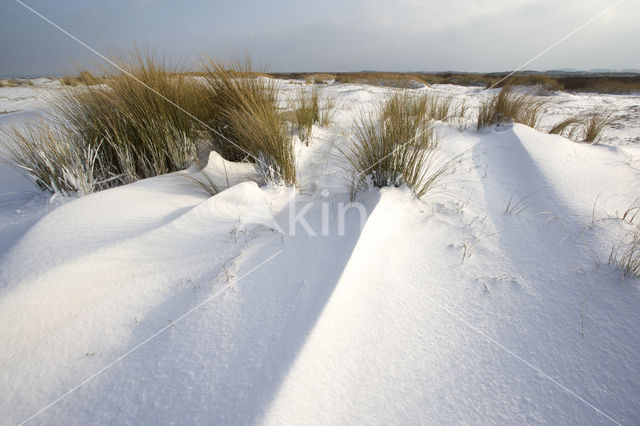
<box><xmin>0</xmin><ymin>79</ymin><xmax>26</xmax><ymax>87</ymax></box>
<box><xmin>1</xmin><ymin>120</ymin><xmax>102</xmax><ymax>195</ymax></box>
<box><xmin>200</xmin><ymin>58</ymin><xmax>296</xmax><ymax>186</ymax></box>
<box><xmin>292</xmin><ymin>87</ymin><xmax>320</xmax><ymax>144</ymax></box>
<box><xmin>291</xmin><ymin>87</ymin><xmax>335</xmax><ymax>144</ymax></box>
<box><xmin>477</xmin><ymin>86</ymin><xmax>547</xmax><ymax>129</ymax></box>
<box><xmin>60</xmin><ymin>70</ymin><xmax>102</xmax><ymax>86</ymax></box>
<box><xmin>425</xmin><ymin>94</ymin><xmax>458</xmax><ymax>122</ymax></box>
<box><xmin>382</xmin><ymin>92</ymin><xmax>463</xmax><ymax>125</ymax></box>
<box><xmin>548</xmin><ymin>116</ymin><xmax>583</xmax><ymax>139</ymax></box>
<box><xmin>583</xmin><ymin>109</ymin><xmax>617</xmax><ymax>142</ymax></box>
<box><xmin>57</xmin><ymin>50</ymin><xmax>204</xmax><ymax>180</ymax></box>
<box><xmin>343</xmin><ymin>92</ymin><xmax>455</xmax><ymax>199</ymax></box>
<box><xmin>319</xmin><ymin>97</ymin><xmax>335</xmax><ymax>127</ymax></box>
<box><xmin>549</xmin><ymin>108</ymin><xmax>616</xmax><ymax>143</ymax></box>
<box><xmin>2</xmin><ymin>49</ymin><xmax>205</xmax><ymax>194</ymax></box>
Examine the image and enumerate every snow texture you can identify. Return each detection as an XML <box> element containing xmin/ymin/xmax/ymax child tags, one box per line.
<box><xmin>1</xmin><ymin>79</ymin><xmax>639</xmax><ymax>425</ymax></box>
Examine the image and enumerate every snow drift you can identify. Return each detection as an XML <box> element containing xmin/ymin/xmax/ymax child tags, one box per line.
<box><xmin>1</xmin><ymin>81</ymin><xmax>639</xmax><ymax>425</ymax></box>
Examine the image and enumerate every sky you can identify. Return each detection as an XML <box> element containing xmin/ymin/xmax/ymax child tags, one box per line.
<box><xmin>1</xmin><ymin>0</ymin><xmax>639</xmax><ymax>77</ymax></box>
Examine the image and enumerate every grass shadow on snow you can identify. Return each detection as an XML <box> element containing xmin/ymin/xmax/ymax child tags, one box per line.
<box><xmin>472</xmin><ymin>125</ymin><xmax>590</xmax><ymax>266</ymax></box>
<box><xmin>467</xmin><ymin>126</ymin><xmax>640</xmax><ymax>423</ymax></box>
<box><xmin>48</xmin><ymin>188</ymin><xmax>381</xmax><ymax>424</ymax></box>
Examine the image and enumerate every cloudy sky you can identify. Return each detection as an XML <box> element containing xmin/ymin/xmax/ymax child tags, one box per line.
<box><xmin>1</xmin><ymin>0</ymin><xmax>638</xmax><ymax>76</ymax></box>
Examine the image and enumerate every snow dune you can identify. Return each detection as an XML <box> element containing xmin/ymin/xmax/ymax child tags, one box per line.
<box><xmin>1</xmin><ymin>81</ymin><xmax>639</xmax><ymax>425</ymax></box>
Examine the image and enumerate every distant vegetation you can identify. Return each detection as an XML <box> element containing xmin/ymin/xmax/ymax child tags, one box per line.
<box><xmin>304</xmin><ymin>74</ymin><xmax>335</xmax><ymax>84</ymax></box>
<box><xmin>271</xmin><ymin>71</ymin><xmax>640</xmax><ymax>94</ymax></box>
<box><xmin>0</xmin><ymin>79</ymin><xmax>33</xmax><ymax>87</ymax></box>
<box><xmin>60</xmin><ymin>70</ymin><xmax>103</xmax><ymax>86</ymax></box>
<box><xmin>334</xmin><ymin>73</ymin><xmax>429</xmax><ymax>89</ymax></box>
<box><xmin>6</xmin><ymin>70</ymin><xmax>640</xmax><ymax>94</ymax></box>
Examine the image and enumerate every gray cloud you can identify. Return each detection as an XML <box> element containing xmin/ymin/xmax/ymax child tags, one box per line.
<box><xmin>1</xmin><ymin>0</ymin><xmax>638</xmax><ymax>76</ymax></box>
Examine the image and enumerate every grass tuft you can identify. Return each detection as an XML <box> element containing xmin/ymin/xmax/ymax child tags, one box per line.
<box><xmin>60</xmin><ymin>70</ymin><xmax>102</xmax><ymax>86</ymax></box>
<box><xmin>200</xmin><ymin>58</ymin><xmax>296</xmax><ymax>185</ymax></box>
<box><xmin>583</xmin><ymin>108</ymin><xmax>617</xmax><ymax>143</ymax></box>
<box><xmin>622</xmin><ymin>197</ymin><xmax>640</xmax><ymax>224</ymax></box>
<box><xmin>290</xmin><ymin>87</ymin><xmax>335</xmax><ymax>144</ymax></box>
<box><xmin>548</xmin><ymin>116</ymin><xmax>583</xmax><ymax>138</ymax></box>
<box><xmin>2</xmin><ymin>49</ymin><xmax>205</xmax><ymax>194</ymax></box>
<box><xmin>185</xmin><ymin>170</ymin><xmax>220</xmax><ymax>197</ymax></box>
<box><xmin>342</xmin><ymin>92</ymin><xmax>456</xmax><ymax>199</ymax></box>
<box><xmin>548</xmin><ymin>108</ymin><xmax>616</xmax><ymax>143</ymax></box>
<box><xmin>610</xmin><ymin>226</ymin><xmax>640</xmax><ymax>279</ymax></box>
<box><xmin>477</xmin><ymin>86</ymin><xmax>547</xmax><ymax>129</ymax></box>
<box><xmin>1</xmin><ymin>120</ymin><xmax>106</xmax><ymax>195</ymax></box>
<box><xmin>292</xmin><ymin>87</ymin><xmax>320</xmax><ymax>145</ymax></box>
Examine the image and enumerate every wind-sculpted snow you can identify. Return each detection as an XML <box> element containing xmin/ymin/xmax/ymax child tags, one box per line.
<box><xmin>1</xmin><ymin>80</ymin><xmax>639</xmax><ymax>424</ymax></box>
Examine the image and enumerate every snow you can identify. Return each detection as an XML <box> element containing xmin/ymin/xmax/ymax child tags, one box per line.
<box><xmin>1</xmin><ymin>79</ymin><xmax>639</xmax><ymax>425</ymax></box>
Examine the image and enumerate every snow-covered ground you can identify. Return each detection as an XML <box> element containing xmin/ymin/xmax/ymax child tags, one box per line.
<box><xmin>1</xmin><ymin>78</ymin><xmax>639</xmax><ymax>425</ymax></box>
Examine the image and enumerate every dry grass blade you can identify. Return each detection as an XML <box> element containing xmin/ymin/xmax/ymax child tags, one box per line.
<box><xmin>549</xmin><ymin>116</ymin><xmax>583</xmax><ymax>136</ymax></box>
<box><xmin>583</xmin><ymin>108</ymin><xmax>616</xmax><ymax>143</ymax></box>
<box><xmin>621</xmin><ymin>197</ymin><xmax>640</xmax><ymax>224</ymax></box>
<box><xmin>185</xmin><ymin>171</ymin><xmax>220</xmax><ymax>197</ymax></box>
<box><xmin>548</xmin><ymin>107</ymin><xmax>616</xmax><ymax>143</ymax></box>
<box><xmin>610</xmin><ymin>226</ymin><xmax>640</xmax><ymax>279</ymax></box>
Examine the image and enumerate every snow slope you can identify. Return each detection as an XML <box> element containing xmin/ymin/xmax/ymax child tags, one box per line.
<box><xmin>0</xmin><ymin>81</ymin><xmax>639</xmax><ymax>425</ymax></box>
<box><xmin>266</xmin><ymin>125</ymin><xmax>640</xmax><ymax>425</ymax></box>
